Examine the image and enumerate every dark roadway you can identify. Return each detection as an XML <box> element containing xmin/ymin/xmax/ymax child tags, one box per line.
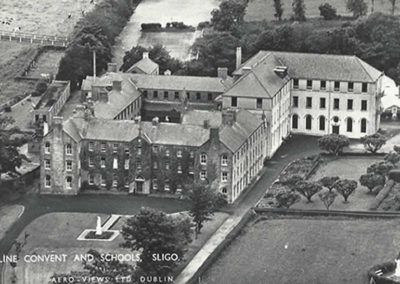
<box><xmin>0</xmin><ymin>135</ymin><xmax>321</xmax><ymax>283</ymax></box>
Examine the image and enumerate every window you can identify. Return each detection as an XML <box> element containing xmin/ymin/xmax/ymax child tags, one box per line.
<box><xmin>66</xmin><ymin>176</ymin><xmax>72</xmax><ymax>189</ymax></box>
<box><xmin>292</xmin><ymin>114</ymin><xmax>298</xmax><ymax>129</ymax></box>
<box><xmin>320</xmin><ymin>80</ymin><xmax>326</xmax><ymax>90</ymax></box>
<box><xmin>125</xmin><ymin>148</ymin><xmax>130</xmax><ymax>156</ymax></box>
<box><xmin>221</xmin><ymin>172</ymin><xmax>228</xmax><ymax>182</ymax></box>
<box><xmin>137</xmin><ymin>147</ymin><xmax>142</xmax><ymax>156</ymax></box>
<box><xmin>293</xmin><ymin>79</ymin><xmax>299</xmax><ymax>89</ymax></box>
<box><xmin>164</xmin><ymin>91</ymin><xmax>168</xmax><ymax>99</ymax></box>
<box><xmin>66</xmin><ymin>144</ymin><xmax>72</xmax><ymax>155</ymax></box>
<box><xmin>45</xmin><ymin>159</ymin><xmax>51</xmax><ymax>169</ymax></box>
<box><xmin>176</xmin><ymin>184</ymin><xmax>183</xmax><ymax>194</ymax></box>
<box><xmin>153</xmin><ymin>161</ymin><xmax>158</xmax><ymax>169</ymax></box>
<box><xmin>45</xmin><ymin>142</ymin><xmax>50</xmax><ymax>154</ymax></box>
<box><xmin>319</xmin><ymin>116</ymin><xmax>325</xmax><ymax>131</ymax></box>
<box><xmin>89</xmin><ymin>157</ymin><xmax>94</xmax><ymax>167</ymax></box>
<box><xmin>177</xmin><ymin>165</ymin><xmax>182</xmax><ymax>174</ymax></box>
<box><xmin>88</xmin><ymin>142</ymin><xmax>94</xmax><ymax>152</ymax></box>
<box><xmin>100</xmin><ymin>143</ymin><xmax>106</xmax><ymax>152</ymax></box>
<box><xmin>347</xmin><ymin>99</ymin><xmax>353</xmax><ymax>110</ymax></box>
<box><xmin>348</xmin><ymin>82</ymin><xmax>354</xmax><ymax>92</ymax></box>
<box><xmin>200</xmin><ymin>171</ymin><xmax>207</xmax><ymax>180</ymax></box>
<box><xmin>177</xmin><ymin>150</ymin><xmax>182</xmax><ymax>158</ymax></box>
<box><xmin>125</xmin><ymin>180</ymin><xmax>129</xmax><ymax>188</ymax></box>
<box><xmin>112</xmin><ymin>179</ymin><xmax>118</xmax><ymax>188</ymax></box>
<box><xmin>66</xmin><ymin>160</ymin><xmax>72</xmax><ymax>171</ymax></box>
<box><xmin>200</xmin><ymin>153</ymin><xmax>207</xmax><ymax>165</ymax></box>
<box><xmin>334</xmin><ymin>81</ymin><xmax>340</xmax><ymax>91</ymax></box>
<box><xmin>306</xmin><ymin>97</ymin><xmax>312</xmax><ymax>108</ymax></box>
<box><xmin>361</xmin><ymin>100</ymin><xmax>367</xmax><ymax>111</ymax></box>
<box><xmin>42</xmin><ymin>115</ymin><xmax>47</xmax><ymax>122</ymax></box>
<box><xmin>174</xmin><ymin>91</ymin><xmax>179</xmax><ymax>99</ymax></box>
<box><xmin>222</xmin><ymin>188</ymin><xmax>227</xmax><ymax>194</ymax></box>
<box><xmin>208</xmin><ymin>93</ymin><xmax>213</xmax><ymax>101</ymax></box>
<box><xmin>101</xmin><ymin>175</ymin><xmax>106</xmax><ymax>186</ymax></box>
<box><xmin>164</xmin><ymin>183</ymin><xmax>170</xmax><ymax>192</ymax></box>
<box><xmin>112</xmin><ymin>158</ymin><xmax>118</xmax><ymax>169</ymax></box>
<box><xmin>100</xmin><ymin>157</ymin><xmax>106</xmax><ymax>168</ymax></box>
<box><xmin>196</xmin><ymin>92</ymin><xmax>201</xmax><ymax>100</ymax></box>
<box><xmin>306</xmin><ymin>115</ymin><xmax>312</xmax><ymax>130</ymax></box>
<box><xmin>362</xmin><ymin>83</ymin><xmax>368</xmax><ymax>93</ymax></box>
<box><xmin>153</xmin><ymin>146</ymin><xmax>158</xmax><ymax>152</ymax></box>
<box><xmin>256</xmin><ymin>98</ymin><xmax>262</xmax><ymax>109</ymax></box>
<box><xmin>124</xmin><ymin>159</ymin><xmax>129</xmax><ymax>170</ymax></box>
<box><xmin>231</xmin><ymin>96</ymin><xmax>237</xmax><ymax>107</ymax></box>
<box><xmin>143</xmin><ymin>90</ymin><xmax>148</xmax><ymax>98</ymax></box>
<box><xmin>153</xmin><ymin>90</ymin><xmax>158</xmax><ymax>98</ymax></box>
<box><xmin>186</xmin><ymin>92</ymin><xmax>190</xmax><ymax>100</ymax></box>
<box><xmin>190</xmin><ymin>151</ymin><xmax>194</xmax><ymax>159</ymax></box>
<box><xmin>361</xmin><ymin>118</ymin><xmax>367</xmax><ymax>133</ymax></box>
<box><xmin>165</xmin><ymin>162</ymin><xmax>170</xmax><ymax>170</ymax></box>
<box><xmin>137</xmin><ymin>161</ymin><xmax>142</xmax><ymax>171</ymax></box>
<box><xmin>221</xmin><ymin>155</ymin><xmax>228</xmax><ymax>166</ymax></box>
<box><xmin>347</xmin><ymin>118</ymin><xmax>353</xmax><ymax>132</ymax></box>
<box><xmin>320</xmin><ymin>98</ymin><xmax>326</xmax><ymax>109</ymax></box>
<box><xmin>334</xmin><ymin>98</ymin><xmax>340</xmax><ymax>110</ymax></box>
<box><xmin>293</xmin><ymin>96</ymin><xmax>299</xmax><ymax>107</ymax></box>
<box><xmin>45</xmin><ymin>175</ymin><xmax>51</xmax><ymax>187</ymax></box>
<box><xmin>113</xmin><ymin>143</ymin><xmax>119</xmax><ymax>153</ymax></box>
<box><xmin>307</xmin><ymin>80</ymin><xmax>312</xmax><ymax>89</ymax></box>
<box><xmin>165</xmin><ymin>149</ymin><xmax>170</xmax><ymax>157</ymax></box>
<box><xmin>88</xmin><ymin>175</ymin><xmax>94</xmax><ymax>185</ymax></box>
<box><xmin>152</xmin><ymin>179</ymin><xmax>158</xmax><ymax>190</ymax></box>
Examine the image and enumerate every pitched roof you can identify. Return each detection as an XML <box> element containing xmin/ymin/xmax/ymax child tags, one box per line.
<box><xmin>235</xmin><ymin>51</ymin><xmax>383</xmax><ymax>83</ymax></box>
<box><xmin>181</xmin><ymin>110</ymin><xmax>222</xmax><ymax>128</ymax></box>
<box><xmin>127</xmin><ymin>57</ymin><xmax>158</xmax><ymax>74</ymax></box>
<box><xmin>128</xmin><ymin>74</ymin><xmax>231</xmax><ymax>93</ymax></box>
<box><xmin>219</xmin><ymin>110</ymin><xmax>263</xmax><ymax>152</ymax></box>
<box><xmin>34</xmin><ymin>81</ymin><xmax>69</xmax><ymax>110</ymax></box>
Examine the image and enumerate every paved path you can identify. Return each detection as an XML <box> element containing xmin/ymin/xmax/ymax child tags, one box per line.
<box><xmin>175</xmin><ymin>135</ymin><xmax>321</xmax><ymax>283</ymax></box>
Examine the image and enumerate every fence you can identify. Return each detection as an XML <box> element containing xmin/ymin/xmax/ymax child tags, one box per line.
<box><xmin>0</xmin><ymin>30</ymin><xmax>69</xmax><ymax>47</ymax></box>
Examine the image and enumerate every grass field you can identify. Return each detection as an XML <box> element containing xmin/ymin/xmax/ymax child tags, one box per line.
<box><xmin>245</xmin><ymin>0</ymin><xmax>399</xmax><ymax>21</ymax></box>
<box><xmin>202</xmin><ymin>216</ymin><xmax>400</xmax><ymax>284</ymax></box>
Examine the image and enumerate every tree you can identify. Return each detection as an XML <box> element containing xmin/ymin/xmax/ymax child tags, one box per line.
<box><xmin>279</xmin><ymin>174</ymin><xmax>304</xmax><ymax>190</ymax></box>
<box><xmin>384</xmin><ymin>152</ymin><xmax>400</xmax><ymax>166</ymax></box>
<box><xmin>35</xmin><ymin>80</ymin><xmax>48</xmax><ymax>95</ymax></box>
<box><xmin>275</xmin><ymin>190</ymin><xmax>301</xmax><ymax>208</ymax></box>
<box><xmin>273</xmin><ymin>0</ymin><xmax>284</xmax><ymax>21</ymax></box>
<box><xmin>319</xmin><ymin>3</ymin><xmax>337</xmax><ymax>20</ymax></box>
<box><xmin>210</xmin><ymin>1</ymin><xmax>247</xmax><ymax>31</ymax></box>
<box><xmin>295</xmin><ymin>180</ymin><xmax>322</xmax><ymax>202</ymax></box>
<box><xmin>188</xmin><ymin>185</ymin><xmax>221</xmax><ymax>234</ymax></box>
<box><xmin>292</xmin><ymin>0</ymin><xmax>306</xmax><ymax>21</ymax></box>
<box><xmin>346</xmin><ymin>0</ymin><xmax>368</xmax><ymax>18</ymax></box>
<box><xmin>367</xmin><ymin>161</ymin><xmax>394</xmax><ymax>176</ymax></box>
<box><xmin>319</xmin><ymin>176</ymin><xmax>340</xmax><ymax>192</ymax></box>
<box><xmin>389</xmin><ymin>0</ymin><xmax>397</xmax><ymax>15</ymax></box>
<box><xmin>394</xmin><ymin>145</ymin><xmax>400</xmax><ymax>154</ymax></box>
<box><xmin>121</xmin><ymin>207</ymin><xmax>191</xmax><ymax>278</ymax></box>
<box><xmin>318</xmin><ymin>134</ymin><xmax>350</xmax><ymax>155</ymax></box>
<box><xmin>334</xmin><ymin>179</ymin><xmax>358</xmax><ymax>202</ymax></box>
<box><xmin>359</xmin><ymin>173</ymin><xmax>385</xmax><ymax>193</ymax></box>
<box><xmin>361</xmin><ymin>133</ymin><xmax>386</xmax><ymax>153</ymax></box>
<box><xmin>319</xmin><ymin>191</ymin><xmax>338</xmax><ymax>210</ymax></box>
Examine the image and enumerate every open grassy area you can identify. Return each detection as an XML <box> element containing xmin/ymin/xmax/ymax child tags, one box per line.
<box><xmin>245</xmin><ymin>0</ymin><xmax>399</xmax><ymax>21</ymax></box>
<box><xmin>202</xmin><ymin>216</ymin><xmax>400</xmax><ymax>284</ymax></box>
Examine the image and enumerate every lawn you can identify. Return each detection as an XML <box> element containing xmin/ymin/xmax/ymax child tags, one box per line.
<box><xmin>201</xmin><ymin>216</ymin><xmax>400</xmax><ymax>284</ymax></box>
<box><xmin>291</xmin><ymin>156</ymin><xmax>382</xmax><ymax>211</ymax></box>
<box><xmin>245</xmin><ymin>0</ymin><xmax>398</xmax><ymax>21</ymax></box>
<box><xmin>26</xmin><ymin>50</ymin><xmax>64</xmax><ymax>78</ymax></box>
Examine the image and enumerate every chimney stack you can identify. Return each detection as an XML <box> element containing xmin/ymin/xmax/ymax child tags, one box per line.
<box><xmin>236</xmin><ymin>47</ymin><xmax>242</xmax><ymax>70</ymax></box>
<box><xmin>217</xmin><ymin>67</ymin><xmax>228</xmax><ymax>80</ymax></box>
<box><xmin>143</xmin><ymin>52</ymin><xmax>149</xmax><ymax>59</ymax></box>
<box><xmin>152</xmin><ymin>116</ymin><xmax>159</xmax><ymax>126</ymax></box>
<box><xmin>203</xmin><ymin>119</ymin><xmax>210</xmax><ymax>129</ymax></box>
<box><xmin>107</xmin><ymin>63</ymin><xmax>117</xmax><ymax>73</ymax></box>
<box><xmin>164</xmin><ymin>69</ymin><xmax>171</xmax><ymax>76</ymax></box>
<box><xmin>209</xmin><ymin>128</ymin><xmax>219</xmax><ymax>143</ymax></box>
<box><xmin>242</xmin><ymin>66</ymin><xmax>251</xmax><ymax>76</ymax></box>
<box><xmin>222</xmin><ymin>109</ymin><xmax>237</xmax><ymax>126</ymax></box>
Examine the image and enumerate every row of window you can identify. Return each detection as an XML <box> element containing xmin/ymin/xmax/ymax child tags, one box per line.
<box><xmin>44</xmin><ymin>175</ymin><xmax>72</xmax><ymax>188</ymax></box>
<box><xmin>115</xmin><ymin>98</ymin><xmax>140</xmax><ymax>120</ymax></box>
<box><xmin>293</xmin><ymin>96</ymin><xmax>368</xmax><ymax>111</ymax></box>
<box><xmin>292</xmin><ymin>115</ymin><xmax>368</xmax><ymax>133</ymax></box>
<box><xmin>44</xmin><ymin>142</ymin><xmax>73</xmax><ymax>155</ymax></box>
<box><xmin>88</xmin><ymin>142</ymin><xmax>135</xmax><ymax>154</ymax></box>
<box><xmin>293</xmin><ymin>79</ymin><xmax>368</xmax><ymax>93</ymax></box>
<box><xmin>143</xmin><ymin>90</ymin><xmax>215</xmax><ymax>101</ymax></box>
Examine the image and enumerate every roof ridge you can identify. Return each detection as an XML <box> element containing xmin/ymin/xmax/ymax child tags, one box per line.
<box><xmin>354</xmin><ymin>56</ymin><xmax>377</xmax><ymax>82</ymax></box>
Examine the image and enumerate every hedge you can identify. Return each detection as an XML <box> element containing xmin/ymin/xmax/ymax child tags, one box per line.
<box><xmin>370</xmin><ymin>179</ymin><xmax>395</xmax><ymax>210</ymax></box>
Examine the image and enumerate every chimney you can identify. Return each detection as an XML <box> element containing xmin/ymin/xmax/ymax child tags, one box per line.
<box><xmin>242</xmin><ymin>66</ymin><xmax>251</xmax><ymax>76</ymax></box>
<box><xmin>274</xmin><ymin>66</ymin><xmax>288</xmax><ymax>78</ymax></box>
<box><xmin>93</xmin><ymin>50</ymin><xmax>96</xmax><ymax>82</ymax></box>
<box><xmin>217</xmin><ymin>67</ymin><xmax>228</xmax><ymax>80</ymax></box>
<box><xmin>113</xmin><ymin>80</ymin><xmax>122</xmax><ymax>91</ymax></box>
<box><xmin>134</xmin><ymin>115</ymin><xmax>141</xmax><ymax>124</ymax></box>
<box><xmin>107</xmin><ymin>63</ymin><xmax>117</xmax><ymax>73</ymax></box>
<box><xmin>209</xmin><ymin>127</ymin><xmax>219</xmax><ymax>143</ymax></box>
<box><xmin>236</xmin><ymin>47</ymin><xmax>242</xmax><ymax>70</ymax></box>
<box><xmin>152</xmin><ymin>116</ymin><xmax>159</xmax><ymax>126</ymax></box>
<box><xmin>99</xmin><ymin>92</ymin><xmax>108</xmax><ymax>103</ymax></box>
<box><xmin>222</xmin><ymin>109</ymin><xmax>237</xmax><ymax>126</ymax></box>
<box><xmin>143</xmin><ymin>52</ymin><xmax>149</xmax><ymax>59</ymax></box>
<box><xmin>203</xmin><ymin>119</ymin><xmax>210</xmax><ymax>129</ymax></box>
<box><xmin>52</xmin><ymin>116</ymin><xmax>63</xmax><ymax>132</ymax></box>
<box><xmin>164</xmin><ymin>69</ymin><xmax>171</xmax><ymax>76</ymax></box>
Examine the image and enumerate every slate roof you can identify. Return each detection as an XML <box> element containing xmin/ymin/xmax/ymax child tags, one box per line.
<box><xmin>219</xmin><ymin>110</ymin><xmax>263</xmax><ymax>152</ymax></box>
<box><xmin>234</xmin><ymin>51</ymin><xmax>383</xmax><ymax>83</ymax></box>
<box><xmin>181</xmin><ymin>110</ymin><xmax>222</xmax><ymax>128</ymax></box>
<box><xmin>126</xmin><ymin>57</ymin><xmax>158</xmax><ymax>74</ymax></box>
<box><xmin>129</xmin><ymin>74</ymin><xmax>231</xmax><ymax>93</ymax></box>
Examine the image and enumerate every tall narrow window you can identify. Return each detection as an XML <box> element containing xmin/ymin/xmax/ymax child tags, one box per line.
<box><xmin>293</xmin><ymin>96</ymin><xmax>299</xmax><ymax>107</ymax></box>
<box><xmin>45</xmin><ymin>142</ymin><xmax>51</xmax><ymax>154</ymax></box>
<box><xmin>256</xmin><ymin>98</ymin><xmax>262</xmax><ymax>109</ymax></box>
<box><xmin>88</xmin><ymin>175</ymin><xmax>94</xmax><ymax>185</ymax></box>
<box><xmin>306</xmin><ymin>97</ymin><xmax>312</xmax><ymax>108</ymax></box>
<box><xmin>347</xmin><ymin>118</ymin><xmax>353</xmax><ymax>132</ymax></box>
<box><xmin>362</xmin><ymin>83</ymin><xmax>368</xmax><ymax>93</ymax></box>
<box><xmin>45</xmin><ymin>159</ymin><xmax>51</xmax><ymax>169</ymax></box>
<box><xmin>88</xmin><ymin>142</ymin><xmax>94</xmax><ymax>152</ymax></box>
<box><xmin>124</xmin><ymin>159</ymin><xmax>129</xmax><ymax>170</ymax></box>
<box><xmin>45</xmin><ymin>175</ymin><xmax>51</xmax><ymax>187</ymax></box>
<box><xmin>100</xmin><ymin>157</ymin><xmax>106</xmax><ymax>168</ymax></box>
<box><xmin>347</xmin><ymin>99</ymin><xmax>353</xmax><ymax>110</ymax></box>
<box><xmin>361</xmin><ymin>100</ymin><xmax>367</xmax><ymax>111</ymax></box>
<box><xmin>66</xmin><ymin>160</ymin><xmax>72</xmax><ymax>171</ymax></box>
<box><xmin>319</xmin><ymin>116</ymin><xmax>325</xmax><ymax>131</ymax></box>
<box><xmin>320</xmin><ymin>80</ymin><xmax>326</xmax><ymax>90</ymax></box>
<box><xmin>221</xmin><ymin>172</ymin><xmax>228</xmax><ymax>182</ymax></box>
<box><xmin>231</xmin><ymin>96</ymin><xmax>237</xmax><ymax>107</ymax></box>
<box><xmin>334</xmin><ymin>98</ymin><xmax>340</xmax><ymax>110</ymax></box>
<box><xmin>208</xmin><ymin>93</ymin><xmax>213</xmax><ymax>101</ymax></box>
<box><xmin>348</xmin><ymin>82</ymin><xmax>354</xmax><ymax>92</ymax></box>
<box><xmin>200</xmin><ymin>153</ymin><xmax>207</xmax><ymax>165</ymax></box>
<box><xmin>293</xmin><ymin>79</ymin><xmax>299</xmax><ymax>89</ymax></box>
<box><xmin>320</xmin><ymin>98</ymin><xmax>326</xmax><ymax>109</ymax></box>
<box><xmin>66</xmin><ymin>176</ymin><xmax>72</xmax><ymax>188</ymax></box>
<box><xmin>334</xmin><ymin>81</ymin><xmax>340</xmax><ymax>91</ymax></box>
<box><xmin>200</xmin><ymin>171</ymin><xmax>207</xmax><ymax>180</ymax></box>
<box><xmin>66</xmin><ymin>144</ymin><xmax>72</xmax><ymax>155</ymax></box>
<box><xmin>361</xmin><ymin>118</ymin><xmax>367</xmax><ymax>133</ymax></box>
<box><xmin>221</xmin><ymin>155</ymin><xmax>228</xmax><ymax>166</ymax></box>
<box><xmin>164</xmin><ymin>91</ymin><xmax>168</xmax><ymax>99</ymax></box>
<box><xmin>153</xmin><ymin>91</ymin><xmax>158</xmax><ymax>98</ymax></box>
<box><xmin>306</xmin><ymin>80</ymin><xmax>312</xmax><ymax>89</ymax></box>
<box><xmin>292</xmin><ymin>114</ymin><xmax>298</xmax><ymax>129</ymax></box>
<box><xmin>306</xmin><ymin>115</ymin><xmax>312</xmax><ymax>130</ymax></box>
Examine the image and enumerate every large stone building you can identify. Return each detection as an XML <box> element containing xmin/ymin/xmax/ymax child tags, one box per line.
<box><xmin>223</xmin><ymin>50</ymin><xmax>385</xmax><ymax>157</ymax></box>
<box><xmin>40</xmin><ymin>107</ymin><xmax>266</xmax><ymax>204</ymax></box>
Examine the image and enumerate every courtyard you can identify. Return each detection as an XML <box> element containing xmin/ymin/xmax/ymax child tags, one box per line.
<box><xmin>201</xmin><ymin>216</ymin><xmax>400</xmax><ymax>284</ymax></box>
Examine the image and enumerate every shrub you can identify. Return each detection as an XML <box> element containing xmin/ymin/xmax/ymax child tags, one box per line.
<box><xmin>275</xmin><ymin>190</ymin><xmax>301</xmax><ymax>208</ymax></box>
<box><xmin>367</xmin><ymin>161</ymin><xmax>394</xmax><ymax>176</ymax></box>
<box><xmin>4</xmin><ymin>105</ymin><xmax>11</xmax><ymax>112</ymax></box>
<box><xmin>319</xmin><ymin>3</ymin><xmax>337</xmax><ymax>20</ymax></box>
<box><xmin>35</xmin><ymin>80</ymin><xmax>48</xmax><ymax>95</ymax></box>
<box><xmin>319</xmin><ymin>176</ymin><xmax>339</xmax><ymax>192</ymax></box>
<box><xmin>295</xmin><ymin>180</ymin><xmax>322</xmax><ymax>202</ymax></box>
<box><xmin>370</xmin><ymin>179</ymin><xmax>396</xmax><ymax>210</ymax></box>
<box><xmin>31</xmin><ymin>91</ymin><xmax>41</xmax><ymax>97</ymax></box>
<box><xmin>141</xmin><ymin>23</ymin><xmax>162</xmax><ymax>31</ymax></box>
<box><xmin>360</xmin><ymin>173</ymin><xmax>385</xmax><ymax>193</ymax></box>
<box><xmin>361</xmin><ymin>133</ymin><xmax>387</xmax><ymax>153</ymax></box>
<box><xmin>319</xmin><ymin>191</ymin><xmax>337</xmax><ymax>210</ymax></box>
<box><xmin>389</xmin><ymin>169</ymin><xmax>400</xmax><ymax>183</ymax></box>
<box><xmin>318</xmin><ymin>134</ymin><xmax>350</xmax><ymax>155</ymax></box>
<box><xmin>334</xmin><ymin>179</ymin><xmax>357</xmax><ymax>202</ymax></box>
